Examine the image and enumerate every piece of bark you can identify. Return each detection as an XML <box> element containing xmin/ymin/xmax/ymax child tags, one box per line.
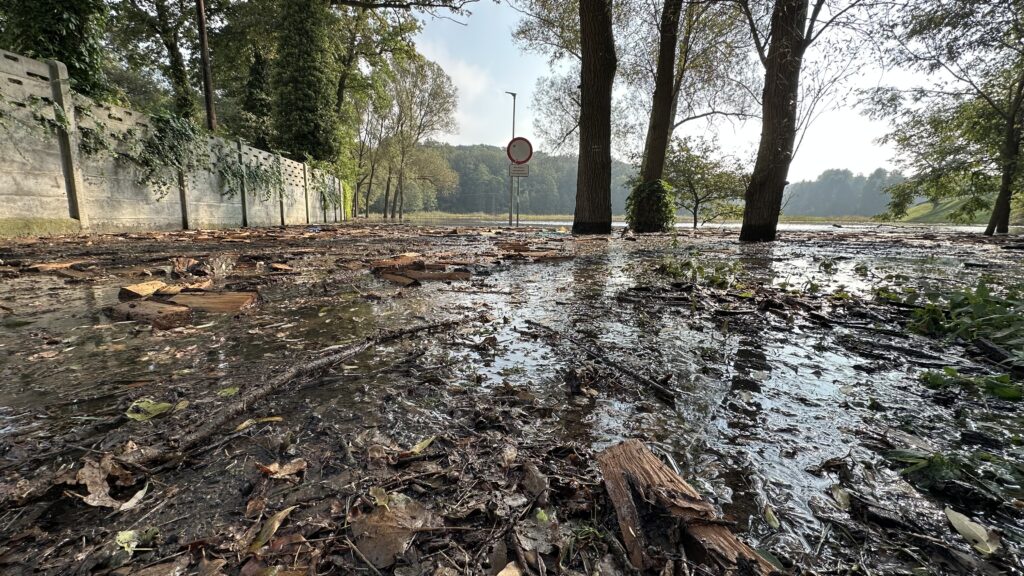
<box><xmin>154</xmin><ymin>278</ymin><xmax>214</xmax><ymax>296</ymax></box>
<box><xmin>371</xmin><ymin>254</ymin><xmax>425</xmax><ymax>271</ymax></box>
<box><xmin>379</xmin><ymin>273</ymin><xmax>420</xmax><ymax>287</ymax></box>
<box><xmin>169</xmin><ymin>292</ymin><xmax>259</xmax><ymax>313</ymax></box>
<box><xmin>110</xmin><ymin>300</ymin><xmax>193</xmax><ymax>330</ymax></box>
<box><xmin>25</xmin><ymin>260</ymin><xmax>91</xmax><ymax>272</ymax></box>
<box><xmin>401</xmin><ymin>270</ymin><xmax>471</xmax><ymax>282</ymax></box>
<box><xmin>270</xmin><ymin>262</ymin><xmax>293</xmax><ymax>272</ymax></box>
<box><xmin>597</xmin><ymin>439</ymin><xmax>773</xmax><ymax>574</ymax></box>
<box><xmin>118</xmin><ymin>280</ymin><xmax>167</xmax><ymax>301</ymax></box>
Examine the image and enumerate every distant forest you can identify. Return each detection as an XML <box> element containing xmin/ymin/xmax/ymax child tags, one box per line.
<box><xmin>366</xmin><ymin>144</ymin><xmax>634</xmax><ymax>216</ymax></box>
<box><xmin>782</xmin><ymin>169</ymin><xmax>905</xmax><ymax>217</ymax></box>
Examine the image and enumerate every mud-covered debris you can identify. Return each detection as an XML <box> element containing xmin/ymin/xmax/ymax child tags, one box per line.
<box><xmin>169</xmin><ymin>291</ymin><xmax>259</xmax><ymax>313</ymax></box>
<box><xmin>155</xmin><ymin>278</ymin><xmax>214</xmax><ymax>295</ymax></box>
<box><xmin>125</xmin><ymin>398</ymin><xmax>186</xmax><ymax>421</ymax></box>
<box><xmin>380</xmin><ymin>273</ymin><xmax>420</xmax><ymax>287</ymax></box>
<box><xmin>402</xmin><ymin>270</ymin><xmax>472</xmax><ymax>282</ymax></box>
<box><xmin>270</xmin><ymin>262</ymin><xmax>294</xmax><ymax>272</ymax></box>
<box><xmin>351</xmin><ymin>492</ymin><xmax>438</xmax><ymax>568</ymax></box>
<box><xmin>258</xmin><ymin>458</ymin><xmax>307</xmax><ymax>481</ymax></box>
<box><xmin>118</xmin><ymin>280</ymin><xmax>167</xmax><ymax>300</ymax></box>
<box><xmin>109</xmin><ymin>299</ymin><xmax>193</xmax><ymax>329</ymax></box>
<box><xmin>25</xmin><ymin>259</ymin><xmax>91</xmax><ymax>272</ymax></box>
<box><xmin>234</xmin><ymin>416</ymin><xmax>284</xmax><ymax>432</ymax></box>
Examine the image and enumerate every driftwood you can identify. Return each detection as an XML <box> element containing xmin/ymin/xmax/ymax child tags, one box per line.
<box><xmin>0</xmin><ymin>316</ymin><xmax>477</xmax><ymax>508</ymax></box>
<box><xmin>524</xmin><ymin>320</ymin><xmax>680</xmax><ymax>406</ymax></box>
<box><xmin>598</xmin><ymin>440</ymin><xmax>774</xmax><ymax>575</ymax></box>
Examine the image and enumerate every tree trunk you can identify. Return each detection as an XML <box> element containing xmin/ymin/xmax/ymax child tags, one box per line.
<box><xmin>573</xmin><ymin>0</ymin><xmax>617</xmax><ymax>234</ymax></box>
<box><xmin>640</xmin><ymin>0</ymin><xmax>684</xmax><ymax>184</ymax></box>
<box><xmin>390</xmin><ymin>168</ymin><xmax>401</xmax><ymax>220</ymax></box>
<box><xmin>693</xmin><ymin>200</ymin><xmax>699</xmax><ymax>229</ymax></box>
<box><xmin>739</xmin><ymin>0</ymin><xmax>808</xmax><ymax>242</ymax></box>
<box><xmin>382</xmin><ymin>167</ymin><xmax>393</xmax><ymax>219</ymax></box>
<box><xmin>986</xmin><ymin>126</ymin><xmax>1020</xmax><ymax>235</ymax></box>
<box><xmin>362</xmin><ymin>162</ymin><xmax>376</xmax><ymax>219</ymax></box>
<box><xmin>154</xmin><ymin>0</ymin><xmax>195</xmax><ymax>119</ymax></box>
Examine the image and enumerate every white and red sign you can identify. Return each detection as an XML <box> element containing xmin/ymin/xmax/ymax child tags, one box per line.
<box><xmin>506</xmin><ymin>137</ymin><xmax>533</xmax><ymax>165</ymax></box>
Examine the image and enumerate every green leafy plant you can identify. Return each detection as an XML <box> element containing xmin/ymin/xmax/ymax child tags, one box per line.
<box><xmin>919</xmin><ymin>367</ymin><xmax>1021</xmax><ymax>401</ymax></box>
<box><xmin>214</xmin><ymin>144</ymin><xmax>284</xmax><ymax>201</ymax></box>
<box><xmin>119</xmin><ymin>113</ymin><xmax>210</xmax><ymax>197</ymax></box>
<box><xmin>626</xmin><ymin>179</ymin><xmax>675</xmax><ymax>233</ymax></box>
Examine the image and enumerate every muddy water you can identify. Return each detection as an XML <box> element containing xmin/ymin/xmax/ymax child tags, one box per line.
<box><xmin>1</xmin><ymin>228</ymin><xmax>1022</xmax><ymax>573</ymax></box>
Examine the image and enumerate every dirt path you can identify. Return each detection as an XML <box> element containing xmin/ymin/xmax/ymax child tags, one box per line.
<box><xmin>0</xmin><ymin>224</ymin><xmax>1021</xmax><ymax>575</ymax></box>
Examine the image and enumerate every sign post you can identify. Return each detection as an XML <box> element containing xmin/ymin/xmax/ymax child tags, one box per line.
<box><xmin>506</xmin><ymin>137</ymin><xmax>533</xmax><ymax>228</ymax></box>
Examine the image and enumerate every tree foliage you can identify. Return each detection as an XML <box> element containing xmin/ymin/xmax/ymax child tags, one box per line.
<box><xmin>783</xmin><ymin>167</ymin><xmax>904</xmax><ymax>218</ymax></box>
<box><xmin>664</xmin><ymin>138</ymin><xmax>747</xmax><ymax>228</ymax></box>
<box><xmin>869</xmin><ymin>0</ymin><xmax>1024</xmax><ymax>234</ymax></box>
<box><xmin>0</xmin><ymin>0</ymin><xmax>109</xmax><ymax>98</ymax></box>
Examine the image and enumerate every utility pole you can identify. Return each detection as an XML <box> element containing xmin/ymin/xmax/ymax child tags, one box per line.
<box><xmin>506</xmin><ymin>91</ymin><xmax>516</xmax><ymax>227</ymax></box>
<box><xmin>196</xmin><ymin>0</ymin><xmax>217</xmax><ymax>131</ymax></box>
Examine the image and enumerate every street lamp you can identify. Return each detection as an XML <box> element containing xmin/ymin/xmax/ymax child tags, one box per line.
<box><xmin>505</xmin><ymin>91</ymin><xmax>516</xmax><ymax>226</ymax></box>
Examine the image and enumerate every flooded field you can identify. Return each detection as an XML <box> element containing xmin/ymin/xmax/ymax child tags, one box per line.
<box><xmin>0</xmin><ymin>224</ymin><xmax>1021</xmax><ymax>575</ymax></box>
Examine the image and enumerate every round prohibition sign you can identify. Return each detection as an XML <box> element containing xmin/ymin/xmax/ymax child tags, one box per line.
<box><xmin>506</xmin><ymin>137</ymin><xmax>533</xmax><ymax>165</ymax></box>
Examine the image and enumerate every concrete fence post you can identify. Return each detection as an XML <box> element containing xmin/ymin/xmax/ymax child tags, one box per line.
<box><xmin>302</xmin><ymin>164</ymin><xmax>310</xmax><ymax>224</ymax></box>
<box><xmin>237</xmin><ymin>141</ymin><xmax>248</xmax><ymax>227</ymax></box>
<box><xmin>45</xmin><ymin>60</ymin><xmax>88</xmax><ymax>228</ymax></box>
<box><xmin>277</xmin><ymin>154</ymin><xmax>285</xmax><ymax>227</ymax></box>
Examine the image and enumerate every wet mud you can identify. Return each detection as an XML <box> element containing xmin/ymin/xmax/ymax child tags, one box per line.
<box><xmin>0</xmin><ymin>224</ymin><xmax>1022</xmax><ymax>575</ymax></box>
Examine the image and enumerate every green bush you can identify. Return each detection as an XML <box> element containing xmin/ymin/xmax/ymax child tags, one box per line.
<box><xmin>626</xmin><ymin>179</ymin><xmax>674</xmax><ymax>233</ymax></box>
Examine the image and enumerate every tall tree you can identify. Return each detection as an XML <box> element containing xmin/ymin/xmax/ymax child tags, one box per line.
<box><xmin>108</xmin><ymin>0</ymin><xmax>198</xmax><ymax>117</ymax></box>
<box><xmin>871</xmin><ymin>0</ymin><xmax>1024</xmax><ymax>235</ymax></box>
<box><xmin>273</xmin><ymin>0</ymin><xmax>340</xmax><ymax>161</ymax></box>
<box><xmin>736</xmin><ymin>0</ymin><xmax>863</xmax><ymax>241</ymax></box>
<box><xmin>0</xmin><ymin>0</ymin><xmax>109</xmax><ymax>98</ymax></box>
<box><xmin>664</xmin><ymin>137</ymin><xmax>747</xmax><ymax>228</ymax></box>
<box><xmin>239</xmin><ymin>49</ymin><xmax>274</xmax><ymax>149</ymax></box>
<box><xmin>628</xmin><ymin>0</ymin><xmax>684</xmax><ymax>232</ymax></box>
<box><xmin>573</xmin><ymin>0</ymin><xmax>617</xmax><ymax>234</ymax></box>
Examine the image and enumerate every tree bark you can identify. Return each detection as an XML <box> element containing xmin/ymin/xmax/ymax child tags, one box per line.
<box><xmin>986</xmin><ymin>127</ymin><xmax>1020</xmax><ymax>235</ymax></box>
<box><xmin>382</xmin><ymin>166</ymin><xmax>393</xmax><ymax>219</ymax></box>
<box><xmin>154</xmin><ymin>0</ymin><xmax>196</xmax><ymax>119</ymax></box>
<box><xmin>739</xmin><ymin>0</ymin><xmax>808</xmax><ymax>242</ymax></box>
<box><xmin>573</xmin><ymin>0</ymin><xmax>617</xmax><ymax>234</ymax></box>
<box><xmin>640</xmin><ymin>0</ymin><xmax>685</xmax><ymax>184</ymax></box>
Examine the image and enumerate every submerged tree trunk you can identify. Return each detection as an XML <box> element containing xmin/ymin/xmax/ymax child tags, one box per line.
<box><xmin>739</xmin><ymin>0</ymin><xmax>808</xmax><ymax>242</ymax></box>
<box><xmin>573</xmin><ymin>0</ymin><xmax>617</xmax><ymax>234</ymax></box>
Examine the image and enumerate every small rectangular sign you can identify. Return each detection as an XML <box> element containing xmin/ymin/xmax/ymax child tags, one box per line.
<box><xmin>509</xmin><ymin>164</ymin><xmax>529</xmax><ymax>177</ymax></box>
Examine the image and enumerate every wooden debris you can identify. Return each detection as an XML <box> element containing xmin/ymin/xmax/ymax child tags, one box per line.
<box><xmin>118</xmin><ymin>280</ymin><xmax>167</xmax><ymax>301</ymax></box>
<box><xmin>270</xmin><ymin>262</ymin><xmax>293</xmax><ymax>272</ymax></box>
<box><xmin>379</xmin><ymin>273</ymin><xmax>420</xmax><ymax>287</ymax></box>
<box><xmin>598</xmin><ymin>440</ymin><xmax>773</xmax><ymax>574</ymax></box>
<box><xmin>110</xmin><ymin>300</ymin><xmax>193</xmax><ymax>330</ymax></box>
<box><xmin>401</xmin><ymin>270</ymin><xmax>471</xmax><ymax>282</ymax></box>
<box><xmin>25</xmin><ymin>260</ymin><xmax>91</xmax><ymax>272</ymax></box>
<box><xmin>154</xmin><ymin>278</ymin><xmax>214</xmax><ymax>296</ymax></box>
<box><xmin>169</xmin><ymin>292</ymin><xmax>259</xmax><ymax>313</ymax></box>
<box><xmin>371</xmin><ymin>253</ymin><xmax>425</xmax><ymax>271</ymax></box>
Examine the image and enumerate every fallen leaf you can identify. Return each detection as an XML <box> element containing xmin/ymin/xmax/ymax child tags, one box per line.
<box><xmin>351</xmin><ymin>493</ymin><xmax>436</xmax><ymax>568</ymax></box>
<box><xmin>217</xmin><ymin>386</ymin><xmax>240</xmax><ymax>397</ymax></box>
<box><xmin>116</xmin><ymin>530</ymin><xmax>140</xmax><ymax>555</ymax></box>
<box><xmin>496</xmin><ymin>562</ymin><xmax>522</xmax><ymax>576</ymax></box>
<box><xmin>249</xmin><ymin>506</ymin><xmax>298</xmax><ymax>553</ymax></box>
<box><xmin>257</xmin><ymin>458</ymin><xmax>307</xmax><ymax>480</ymax></box>
<box><xmin>763</xmin><ymin>504</ymin><xmax>780</xmax><ymax>529</ymax></box>
<box><xmin>404</xmin><ymin>436</ymin><xmax>435</xmax><ymax>457</ymax></box>
<box><xmin>119</xmin><ymin>482</ymin><xmax>149</xmax><ymax>512</ymax></box>
<box><xmin>197</xmin><ymin>557</ymin><xmax>228</xmax><ymax>576</ymax></box>
<box><xmin>235</xmin><ymin>416</ymin><xmax>284</xmax><ymax>432</ymax></box>
<box><xmin>830</xmin><ymin>485</ymin><xmax>850</xmax><ymax>510</ymax></box>
<box><xmin>945</xmin><ymin>507</ymin><xmax>1001</xmax><ymax>555</ymax></box>
<box><xmin>126</xmin><ymin>398</ymin><xmax>175</xmax><ymax>421</ymax></box>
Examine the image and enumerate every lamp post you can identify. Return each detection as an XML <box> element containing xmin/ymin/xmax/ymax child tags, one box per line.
<box><xmin>506</xmin><ymin>91</ymin><xmax>516</xmax><ymax>226</ymax></box>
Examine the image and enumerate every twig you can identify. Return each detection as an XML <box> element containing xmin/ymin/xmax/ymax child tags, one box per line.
<box><xmin>344</xmin><ymin>536</ymin><xmax>383</xmax><ymax>576</ymax></box>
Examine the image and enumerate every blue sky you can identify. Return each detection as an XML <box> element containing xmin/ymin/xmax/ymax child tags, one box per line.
<box><xmin>415</xmin><ymin>3</ymin><xmax>898</xmax><ymax>182</ymax></box>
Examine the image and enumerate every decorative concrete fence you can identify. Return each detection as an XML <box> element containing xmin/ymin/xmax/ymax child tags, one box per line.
<box><xmin>0</xmin><ymin>48</ymin><xmax>345</xmax><ymax>235</ymax></box>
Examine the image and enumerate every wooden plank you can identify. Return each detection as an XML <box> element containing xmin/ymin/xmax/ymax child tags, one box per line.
<box><xmin>169</xmin><ymin>292</ymin><xmax>259</xmax><ymax>313</ymax></box>
<box><xmin>25</xmin><ymin>260</ymin><xmax>91</xmax><ymax>272</ymax></box>
<box><xmin>110</xmin><ymin>301</ymin><xmax>193</xmax><ymax>330</ymax></box>
<box><xmin>118</xmin><ymin>280</ymin><xmax>167</xmax><ymax>301</ymax></box>
<box><xmin>154</xmin><ymin>278</ymin><xmax>213</xmax><ymax>296</ymax></box>
<box><xmin>597</xmin><ymin>440</ymin><xmax>772</xmax><ymax>574</ymax></box>
<box><xmin>400</xmin><ymin>270</ymin><xmax>471</xmax><ymax>282</ymax></box>
<box><xmin>379</xmin><ymin>273</ymin><xmax>420</xmax><ymax>287</ymax></box>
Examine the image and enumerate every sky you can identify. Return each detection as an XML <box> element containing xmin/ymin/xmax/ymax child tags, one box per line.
<box><xmin>415</xmin><ymin>2</ymin><xmax>898</xmax><ymax>183</ymax></box>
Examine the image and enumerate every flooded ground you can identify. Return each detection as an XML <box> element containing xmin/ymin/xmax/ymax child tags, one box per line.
<box><xmin>0</xmin><ymin>224</ymin><xmax>1021</xmax><ymax>575</ymax></box>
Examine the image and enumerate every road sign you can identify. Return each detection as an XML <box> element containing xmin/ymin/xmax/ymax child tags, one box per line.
<box><xmin>509</xmin><ymin>164</ymin><xmax>529</xmax><ymax>177</ymax></box>
<box><xmin>506</xmin><ymin>137</ymin><xmax>533</xmax><ymax>165</ymax></box>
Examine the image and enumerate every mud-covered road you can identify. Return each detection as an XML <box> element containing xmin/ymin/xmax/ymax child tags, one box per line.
<box><xmin>0</xmin><ymin>224</ymin><xmax>1021</xmax><ymax>575</ymax></box>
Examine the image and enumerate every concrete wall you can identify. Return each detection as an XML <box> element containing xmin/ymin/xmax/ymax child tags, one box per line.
<box><xmin>0</xmin><ymin>48</ymin><xmax>345</xmax><ymax>236</ymax></box>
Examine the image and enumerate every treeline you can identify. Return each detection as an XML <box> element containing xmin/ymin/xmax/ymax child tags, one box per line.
<box><xmin>367</xmin><ymin>144</ymin><xmax>634</xmax><ymax>216</ymax></box>
<box><xmin>783</xmin><ymin>169</ymin><xmax>905</xmax><ymax>217</ymax></box>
